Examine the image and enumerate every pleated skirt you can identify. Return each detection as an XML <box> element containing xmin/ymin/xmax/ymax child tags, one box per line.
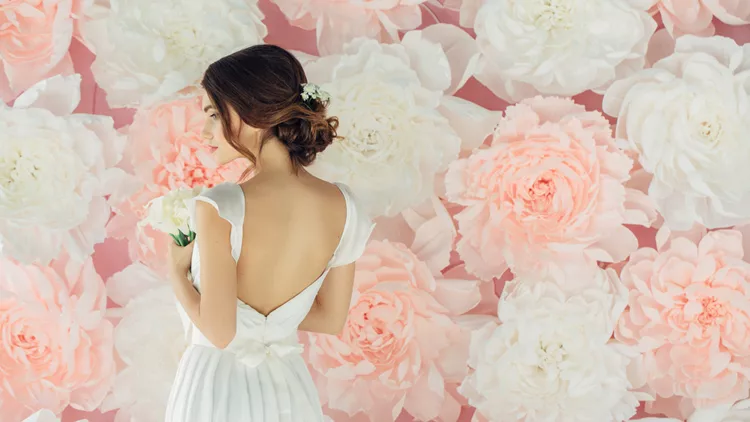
<box><xmin>165</xmin><ymin>345</ymin><xmax>325</xmax><ymax>422</ymax></box>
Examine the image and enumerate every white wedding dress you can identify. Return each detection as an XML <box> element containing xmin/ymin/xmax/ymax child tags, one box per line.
<box><xmin>165</xmin><ymin>182</ymin><xmax>373</xmax><ymax>422</ymax></box>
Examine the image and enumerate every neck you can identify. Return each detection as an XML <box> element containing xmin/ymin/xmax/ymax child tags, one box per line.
<box><xmin>255</xmin><ymin>137</ymin><xmax>296</xmax><ymax>175</ymax></box>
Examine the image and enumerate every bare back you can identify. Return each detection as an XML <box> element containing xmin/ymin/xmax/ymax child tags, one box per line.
<box><xmin>235</xmin><ymin>174</ymin><xmax>348</xmax><ymax>316</ymax></box>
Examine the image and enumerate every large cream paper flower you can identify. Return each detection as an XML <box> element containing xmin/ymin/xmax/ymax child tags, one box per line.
<box><xmin>472</xmin><ymin>0</ymin><xmax>656</xmax><ymax>102</ymax></box>
<box><xmin>683</xmin><ymin>399</ymin><xmax>750</xmax><ymax>422</ymax></box>
<box><xmin>604</xmin><ymin>36</ymin><xmax>750</xmax><ymax>231</ymax></box>
<box><xmin>302</xmin><ymin>28</ymin><xmax>494</xmax><ymax>217</ymax></box>
<box><xmin>0</xmin><ymin>74</ymin><xmax>132</xmax><ymax>265</ymax></box>
<box><xmin>100</xmin><ymin>264</ymin><xmax>188</xmax><ymax>422</ymax></box>
<box><xmin>460</xmin><ymin>268</ymin><xmax>644</xmax><ymax>422</ymax></box>
<box><xmin>81</xmin><ymin>0</ymin><xmax>267</xmax><ymax>107</ymax></box>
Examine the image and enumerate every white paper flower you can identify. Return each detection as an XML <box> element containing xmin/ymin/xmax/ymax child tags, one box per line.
<box><xmin>686</xmin><ymin>399</ymin><xmax>750</xmax><ymax>422</ymax></box>
<box><xmin>603</xmin><ymin>36</ymin><xmax>750</xmax><ymax>230</ymax></box>
<box><xmin>303</xmin><ymin>27</ymin><xmax>495</xmax><ymax>217</ymax></box>
<box><xmin>81</xmin><ymin>0</ymin><xmax>267</xmax><ymax>107</ymax></box>
<box><xmin>460</xmin><ymin>269</ymin><xmax>643</xmax><ymax>422</ymax></box>
<box><xmin>142</xmin><ymin>187</ymin><xmax>202</xmax><ymax>238</ymax></box>
<box><xmin>0</xmin><ymin>74</ymin><xmax>132</xmax><ymax>264</ymax></box>
<box><xmin>101</xmin><ymin>264</ymin><xmax>188</xmax><ymax>422</ymax></box>
<box><xmin>501</xmin><ymin>265</ymin><xmax>630</xmax><ymax>333</ymax></box>
<box><xmin>473</xmin><ymin>0</ymin><xmax>656</xmax><ymax>101</ymax></box>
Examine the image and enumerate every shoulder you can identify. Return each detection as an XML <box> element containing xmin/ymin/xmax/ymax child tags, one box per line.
<box><xmin>198</xmin><ymin>183</ymin><xmax>243</xmax><ymax>203</ymax></box>
<box><xmin>189</xmin><ymin>183</ymin><xmax>245</xmax><ymax>230</ymax></box>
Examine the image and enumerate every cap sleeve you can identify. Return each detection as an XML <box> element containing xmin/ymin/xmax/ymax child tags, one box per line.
<box><xmin>187</xmin><ymin>183</ymin><xmax>245</xmax><ymax>230</ymax></box>
<box><xmin>187</xmin><ymin>183</ymin><xmax>245</xmax><ymax>262</ymax></box>
<box><xmin>329</xmin><ymin>184</ymin><xmax>375</xmax><ymax>268</ymax></box>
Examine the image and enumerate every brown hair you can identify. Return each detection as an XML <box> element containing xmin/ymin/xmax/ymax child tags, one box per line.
<box><xmin>202</xmin><ymin>44</ymin><xmax>339</xmax><ymax>176</ymax></box>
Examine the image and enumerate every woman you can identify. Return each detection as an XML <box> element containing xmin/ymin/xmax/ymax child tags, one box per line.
<box><xmin>165</xmin><ymin>45</ymin><xmax>374</xmax><ymax>421</ymax></box>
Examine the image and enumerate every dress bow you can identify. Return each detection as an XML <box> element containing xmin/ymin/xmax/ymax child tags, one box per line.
<box><xmin>234</xmin><ymin>337</ymin><xmax>304</xmax><ymax>368</ymax></box>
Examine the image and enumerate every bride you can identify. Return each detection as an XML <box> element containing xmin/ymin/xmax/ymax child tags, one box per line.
<box><xmin>164</xmin><ymin>44</ymin><xmax>374</xmax><ymax>421</ymax></box>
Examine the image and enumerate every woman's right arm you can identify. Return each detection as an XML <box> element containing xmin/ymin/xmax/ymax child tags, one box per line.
<box><xmin>298</xmin><ymin>263</ymin><xmax>355</xmax><ymax>335</ymax></box>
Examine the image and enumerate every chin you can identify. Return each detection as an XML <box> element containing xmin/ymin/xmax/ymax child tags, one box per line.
<box><xmin>210</xmin><ymin>150</ymin><xmax>228</xmax><ymax>165</ymax></box>
<box><xmin>215</xmin><ymin>156</ymin><xmax>232</xmax><ymax>166</ymax></box>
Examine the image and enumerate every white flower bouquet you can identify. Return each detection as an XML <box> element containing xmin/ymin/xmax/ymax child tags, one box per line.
<box><xmin>141</xmin><ymin>187</ymin><xmax>202</xmax><ymax>246</ymax></box>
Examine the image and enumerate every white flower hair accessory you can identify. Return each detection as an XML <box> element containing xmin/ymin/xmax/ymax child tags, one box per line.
<box><xmin>300</xmin><ymin>83</ymin><xmax>330</xmax><ymax>105</ymax></box>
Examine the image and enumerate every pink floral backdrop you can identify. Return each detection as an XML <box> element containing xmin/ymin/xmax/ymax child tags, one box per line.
<box><xmin>3</xmin><ymin>0</ymin><xmax>750</xmax><ymax>421</ymax></box>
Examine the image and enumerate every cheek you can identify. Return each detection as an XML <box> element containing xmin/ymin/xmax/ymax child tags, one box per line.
<box><xmin>212</xmin><ymin>127</ymin><xmax>229</xmax><ymax>146</ymax></box>
<box><xmin>216</xmin><ymin>134</ymin><xmax>240</xmax><ymax>159</ymax></box>
<box><xmin>218</xmin><ymin>138</ymin><xmax>236</xmax><ymax>155</ymax></box>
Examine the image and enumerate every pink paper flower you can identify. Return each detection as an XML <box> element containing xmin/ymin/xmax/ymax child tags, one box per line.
<box><xmin>0</xmin><ymin>255</ymin><xmax>115</xmax><ymax>421</ymax></box>
<box><xmin>445</xmin><ymin>96</ymin><xmax>651</xmax><ymax>280</ymax></box>
<box><xmin>272</xmin><ymin>0</ymin><xmax>426</xmax><ymax>55</ymax></box>
<box><xmin>615</xmin><ymin>230</ymin><xmax>750</xmax><ymax>418</ymax></box>
<box><xmin>107</xmin><ymin>96</ymin><xmax>246</xmax><ymax>272</ymax></box>
<box><xmin>0</xmin><ymin>0</ymin><xmax>82</xmax><ymax>101</ymax></box>
<box><xmin>647</xmin><ymin>0</ymin><xmax>750</xmax><ymax>37</ymax></box>
<box><xmin>307</xmin><ymin>240</ymin><xmax>478</xmax><ymax>422</ymax></box>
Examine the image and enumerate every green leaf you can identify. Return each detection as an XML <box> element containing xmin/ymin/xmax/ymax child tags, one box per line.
<box><xmin>170</xmin><ymin>233</ymin><xmax>184</xmax><ymax>246</ymax></box>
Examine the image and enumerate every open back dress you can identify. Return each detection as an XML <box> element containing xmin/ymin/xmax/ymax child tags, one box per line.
<box><xmin>165</xmin><ymin>182</ymin><xmax>374</xmax><ymax>421</ymax></box>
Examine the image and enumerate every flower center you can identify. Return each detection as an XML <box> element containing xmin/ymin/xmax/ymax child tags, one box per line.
<box><xmin>358</xmin><ymin>131</ymin><xmax>381</xmax><ymax>152</ymax></box>
<box><xmin>685</xmin><ymin>94</ymin><xmax>732</xmax><ymax>147</ymax></box>
<box><xmin>0</xmin><ymin>147</ymin><xmax>41</xmax><ymax>189</ymax></box>
<box><xmin>527</xmin><ymin>0</ymin><xmax>575</xmax><ymax>31</ymax></box>
<box><xmin>11</xmin><ymin>323</ymin><xmax>50</xmax><ymax>362</ymax></box>
<box><xmin>696</xmin><ymin>296</ymin><xmax>727</xmax><ymax>328</ymax></box>
<box><xmin>537</xmin><ymin>340</ymin><xmax>566</xmax><ymax>371</ymax></box>
<box><xmin>159</xmin><ymin>20</ymin><xmax>208</xmax><ymax>62</ymax></box>
<box><xmin>156</xmin><ymin>150</ymin><xmax>222</xmax><ymax>190</ymax></box>
<box><xmin>170</xmin><ymin>30</ymin><xmax>204</xmax><ymax>59</ymax></box>
<box><xmin>344</xmin><ymin>128</ymin><xmax>388</xmax><ymax>158</ymax></box>
<box><xmin>698</xmin><ymin>118</ymin><xmax>724</xmax><ymax>144</ymax></box>
<box><xmin>524</xmin><ymin>175</ymin><xmax>556</xmax><ymax>213</ymax></box>
<box><xmin>0</xmin><ymin>133</ymin><xmax>87</xmax><ymax>224</ymax></box>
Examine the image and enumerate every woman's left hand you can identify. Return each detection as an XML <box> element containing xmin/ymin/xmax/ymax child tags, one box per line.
<box><xmin>168</xmin><ymin>239</ymin><xmax>196</xmax><ymax>279</ymax></box>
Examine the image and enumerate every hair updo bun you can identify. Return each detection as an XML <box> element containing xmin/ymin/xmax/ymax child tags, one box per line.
<box><xmin>272</xmin><ymin>93</ymin><xmax>338</xmax><ymax>168</ymax></box>
<box><xmin>201</xmin><ymin>44</ymin><xmax>340</xmax><ymax>175</ymax></box>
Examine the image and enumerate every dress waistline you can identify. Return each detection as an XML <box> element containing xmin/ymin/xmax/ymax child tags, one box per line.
<box><xmin>190</xmin><ymin>337</ymin><xmax>304</xmax><ymax>368</ymax></box>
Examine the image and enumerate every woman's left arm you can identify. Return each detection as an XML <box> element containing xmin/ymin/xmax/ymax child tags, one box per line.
<box><xmin>168</xmin><ymin>200</ymin><xmax>238</xmax><ymax>349</ymax></box>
